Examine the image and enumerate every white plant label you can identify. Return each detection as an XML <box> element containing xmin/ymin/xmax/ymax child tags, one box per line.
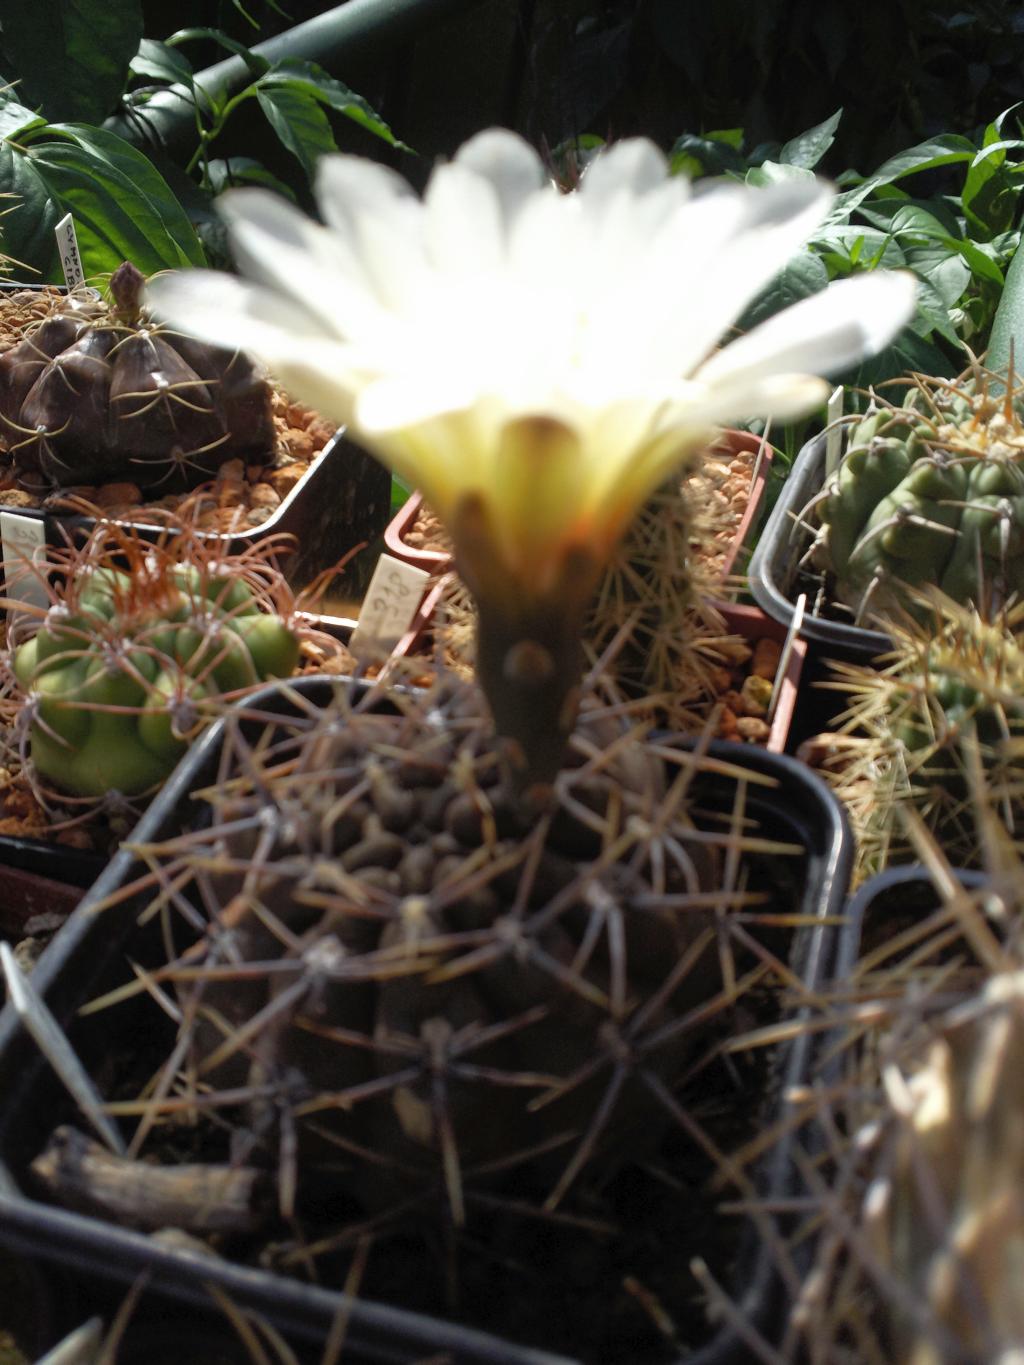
<box><xmin>0</xmin><ymin>512</ymin><xmax>48</xmax><ymax>608</ymax></box>
<box><xmin>767</xmin><ymin>592</ymin><xmax>806</xmax><ymax>723</ymax></box>
<box><xmin>55</xmin><ymin>213</ymin><xmax>85</xmax><ymax>290</ymax></box>
<box><xmin>825</xmin><ymin>385</ymin><xmax>844</xmax><ymax>478</ymax></box>
<box><xmin>349</xmin><ymin>552</ymin><xmax>430</xmax><ymax>663</ymax></box>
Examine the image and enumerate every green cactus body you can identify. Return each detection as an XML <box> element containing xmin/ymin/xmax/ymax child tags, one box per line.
<box><xmin>814</xmin><ymin>369</ymin><xmax>1024</xmax><ymax>621</ymax></box>
<box><xmin>820</xmin><ymin>412</ymin><xmax>921</xmax><ymax>578</ymax></box>
<box><xmin>824</xmin><ymin>595</ymin><xmax>1024</xmax><ymax>875</ymax></box>
<box><xmin>13</xmin><ymin>563</ymin><xmax>300</xmax><ymax>798</ymax></box>
<box><xmin>842</xmin><ymin>456</ymin><xmax>968</xmax><ymax>596</ymax></box>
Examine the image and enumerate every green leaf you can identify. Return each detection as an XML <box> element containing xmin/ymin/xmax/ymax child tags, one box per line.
<box><xmin>0</xmin><ymin>0</ymin><xmax>143</xmax><ymax>123</ymax></box>
<box><xmin>827</xmin><ymin>178</ymin><xmax>884</xmax><ymax>221</ymax></box>
<box><xmin>988</xmin><ymin>241</ymin><xmax>1024</xmax><ymax>382</ymax></box>
<box><xmin>858</xmin><ymin>201</ymin><xmax>961</xmax><ymax>239</ymax></box>
<box><xmin>993</xmin><ymin>104</ymin><xmax>1022</xmax><ymax>136</ymax></box>
<box><xmin>779</xmin><ymin>109</ymin><xmax>842</xmax><ymax>170</ymax></box>
<box><xmin>963</xmin><ymin>151</ymin><xmax>1024</xmax><ymax>238</ymax></box>
<box><xmin>259</xmin><ymin>60</ymin><xmax>408</xmax><ymax>151</ymax></box>
<box><xmin>817</xmin><ymin>251</ymin><xmax>853</xmax><ymax>277</ymax></box>
<box><xmin>869</xmin><ymin>135</ymin><xmax>978</xmax><ymax>185</ymax></box>
<box><xmin>744</xmin><ymin>160</ymin><xmax>816</xmax><ymax>188</ymax></box>
<box><xmin>739</xmin><ymin>250</ymin><xmax>829</xmax><ymax>330</ymax></box>
<box><xmin>669</xmin><ymin>153</ymin><xmax>703</xmax><ymax>180</ymax></box>
<box><xmin>812</xmin><ymin>223</ymin><xmax>891</xmax><ymax>263</ymax></box>
<box><xmin>668</xmin><ymin>132</ymin><xmax>745</xmax><ymax>177</ymax></box>
<box><xmin>706</xmin><ymin>127</ymin><xmax>744</xmax><ymax>150</ymax></box>
<box><xmin>970</xmin><ymin>138</ymin><xmax>1024</xmax><ymax>168</ymax></box>
<box><xmin>129</xmin><ymin>38</ymin><xmax>195</xmax><ymax>89</ymax></box>
<box><xmin>846</xmin><ymin>328</ymin><xmax>958</xmax><ymax>389</ymax></box>
<box><xmin>908</xmin><ymin>276</ymin><xmax>963</xmax><ymax>348</ymax></box>
<box><xmin>941</xmin><ymin>235</ymin><xmax>1004</xmax><ymax>285</ymax></box>
<box><xmin>390</xmin><ymin>473</ymin><xmax>412</xmax><ymax>515</ymax></box>
<box><xmin>23</xmin><ymin>124</ymin><xmax>206</xmax><ymax>277</ymax></box>
<box><xmin>900</xmin><ymin>243</ymin><xmax>971</xmax><ymax>309</ymax></box>
<box><xmin>256</xmin><ymin>83</ymin><xmax>336</xmax><ymax>181</ymax></box>
<box><xmin>0</xmin><ymin>97</ymin><xmax>47</xmax><ymax>142</ymax></box>
<box><xmin>206</xmin><ymin>156</ymin><xmax>297</xmax><ymax>201</ymax></box>
<box><xmin>166</xmin><ymin>27</ymin><xmax>270</xmax><ymax>78</ymax></box>
<box><xmin>0</xmin><ymin>142</ymin><xmax>60</xmax><ymax>280</ymax></box>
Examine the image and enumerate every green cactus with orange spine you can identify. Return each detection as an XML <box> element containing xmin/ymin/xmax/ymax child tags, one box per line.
<box><xmin>6</xmin><ymin>523</ymin><xmax>302</xmax><ymax>798</ymax></box>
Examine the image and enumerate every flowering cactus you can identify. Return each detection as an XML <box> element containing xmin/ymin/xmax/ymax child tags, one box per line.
<box><xmin>148</xmin><ymin>129</ymin><xmax>915</xmax><ymax>789</ymax></box>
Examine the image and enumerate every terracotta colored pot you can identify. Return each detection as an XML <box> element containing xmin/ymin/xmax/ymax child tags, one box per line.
<box><xmin>384</xmin><ymin>428</ymin><xmax>775</xmax><ymax>585</ymax></box>
<box><xmin>391</xmin><ymin>587</ymin><xmax>805</xmax><ymax>755</ymax></box>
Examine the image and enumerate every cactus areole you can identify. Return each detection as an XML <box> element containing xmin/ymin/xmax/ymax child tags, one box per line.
<box><xmin>12</xmin><ymin>560</ymin><xmax>300</xmax><ymax>797</ymax></box>
<box><xmin>0</xmin><ymin>262</ymin><xmax>275</xmax><ymax>491</ymax></box>
<box><xmin>813</xmin><ymin>364</ymin><xmax>1024</xmax><ymax>623</ymax></box>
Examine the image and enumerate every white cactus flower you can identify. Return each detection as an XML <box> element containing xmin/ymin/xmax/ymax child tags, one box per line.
<box><xmin>148</xmin><ymin>130</ymin><xmax>914</xmax><ymax>594</ymax></box>
<box><xmin>147</xmin><ymin>129</ymin><xmax>915</xmax><ymax>783</ymax></box>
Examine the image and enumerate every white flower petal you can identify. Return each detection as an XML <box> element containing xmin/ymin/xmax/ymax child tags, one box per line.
<box><xmin>580</xmin><ymin>137</ymin><xmax>669</xmax><ymax>199</ymax></box>
<box><xmin>148</xmin><ymin>127</ymin><xmax>915</xmax><ymax>610</ymax></box>
<box><xmin>315</xmin><ymin>155</ymin><xmax>426</xmax><ymax>313</ymax></box>
<box><xmin>146</xmin><ymin>271</ymin><xmax>357</xmax><ymax>424</ymax></box>
<box><xmin>315</xmin><ymin>154</ymin><xmax>416</xmax><ymax>237</ymax></box>
<box><xmin>668</xmin><ymin>179</ymin><xmax>836</xmax><ymax>365</ymax></box>
<box><xmin>697</xmin><ymin>270</ymin><xmax>918</xmax><ymax>387</ymax></box>
<box><xmin>216</xmin><ymin>189</ymin><xmax>372</xmax><ymax>341</ymax></box>
<box><xmin>687</xmin><ymin>372</ymin><xmax>831</xmax><ymax>427</ymax></box>
<box><xmin>424</xmin><ymin>161</ymin><xmax>503</xmax><ymax>275</ymax></box>
<box><xmin>355</xmin><ymin>371</ymin><xmax>483</xmax><ymax>435</ymax></box>
<box><xmin>147</xmin><ymin>270</ymin><xmax>327</xmax><ymax>348</ymax></box>
<box><xmin>452</xmin><ymin>129</ymin><xmax>547</xmax><ymax>223</ymax></box>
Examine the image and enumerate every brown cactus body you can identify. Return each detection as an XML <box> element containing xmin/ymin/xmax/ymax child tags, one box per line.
<box><xmin>0</xmin><ymin>264</ymin><xmax>274</xmax><ymax>490</ymax></box>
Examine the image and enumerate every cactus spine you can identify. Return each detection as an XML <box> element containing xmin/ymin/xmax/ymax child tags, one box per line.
<box><xmin>817</xmin><ymin>592</ymin><xmax>1024</xmax><ymax>877</ymax></box>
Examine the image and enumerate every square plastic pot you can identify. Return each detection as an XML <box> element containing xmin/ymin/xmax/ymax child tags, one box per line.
<box><xmin>0</xmin><ymin>838</ymin><xmax>103</xmax><ymax>944</ymax></box>
<box><xmin>748</xmin><ymin>434</ymin><xmax>893</xmax><ymax>666</ymax></box>
<box><xmin>833</xmin><ymin>865</ymin><xmax>985</xmax><ymax>983</ymax></box>
<box><xmin>0</xmin><ymin>677</ymin><xmax>853</xmax><ymax>1364</ymax></box>
<box><xmin>0</xmin><ymin>430</ymin><xmax>388</xmax><ymax>917</ymax></box>
<box><xmin>0</xmin><ymin>429</ymin><xmax>391</xmax><ymax>636</ymax></box>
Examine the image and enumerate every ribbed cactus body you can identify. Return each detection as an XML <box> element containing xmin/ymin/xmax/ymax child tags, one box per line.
<box><xmin>12</xmin><ymin>560</ymin><xmax>299</xmax><ymax>797</ymax></box>
<box><xmin>0</xmin><ymin>263</ymin><xmax>275</xmax><ymax>490</ymax></box>
<box><xmin>815</xmin><ymin>371</ymin><xmax>1024</xmax><ymax>621</ymax></box>
<box><xmin>823</xmin><ymin>595</ymin><xmax>1024</xmax><ymax>874</ymax></box>
<box><xmin>111</xmin><ymin>678</ymin><xmax>802</xmax><ymax>1242</ymax></box>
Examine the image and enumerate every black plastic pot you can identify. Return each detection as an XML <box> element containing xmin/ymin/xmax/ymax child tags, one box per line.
<box><xmin>748</xmin><ymin>434</ymin><xmax>893</xmax><ymax>666</ymax></box>
<box><xmin>0</xmin><ymin>834</ymin><xmax>104</xmax><ymax>944</ymax></box>
<box><xmin>834</xmin><ymin>865</ymin><xmax>985</xmax><ymax>981</ymax></box>
<box><xmin>2</xmin><ymin>428</ymin><xmax>389</xmax><ymax>635</ymax></box>
<box><xmin>0</xmin><ymin>677</ymin><xmax>853</xmax><ymax>1364</ymax></box>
